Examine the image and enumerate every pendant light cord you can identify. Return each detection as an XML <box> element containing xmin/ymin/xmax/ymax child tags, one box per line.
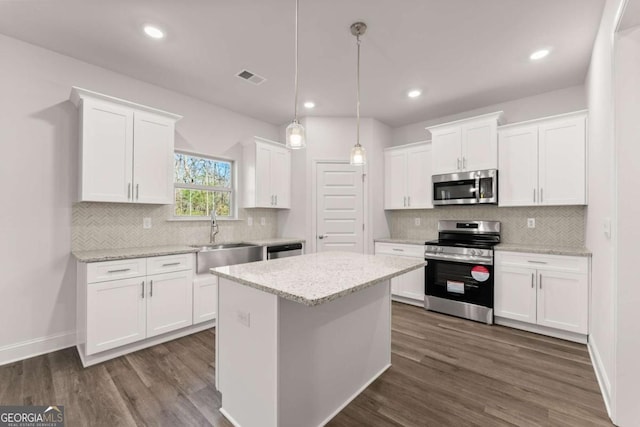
<box><xmin>356</xmin><ymin>33</ymin><xmax>361</xmax><ymax>147</ymax></box>
<box><xmin>293</xmin><ymin>0</ymin><xmax>299</xmax><ymax>122</ymax></box>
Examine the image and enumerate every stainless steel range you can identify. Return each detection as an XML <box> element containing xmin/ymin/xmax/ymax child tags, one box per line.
<box><xmin>424</xmin><ymin>220</ymin><xmax>501</xmax><ymax>324</ymax></box>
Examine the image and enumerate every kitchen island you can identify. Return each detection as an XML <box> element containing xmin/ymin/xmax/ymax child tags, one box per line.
<box><xmin>210</xmin><ymin>251</ymin><xmax>426</xmax><ymax>427</ymax></box>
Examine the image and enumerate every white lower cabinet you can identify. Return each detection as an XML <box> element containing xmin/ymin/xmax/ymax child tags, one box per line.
<box><xmin>375</xmin><ymin>242</ymin><xmax>425</xmax><ymax>306</ymax></box>
<box><xmin>80</xmin><ymin>254</ymin><xmax>195</xmax><ymax>357</ymax></box>
<box><xmin>193</xmin><ymin>275</ymin><xmax>218</xmax><ymax>324</ymax></box>
<box><xmin>495</xmin><ymin>251</ymin><xmax>589</xmax><ymax>338</ymax></box>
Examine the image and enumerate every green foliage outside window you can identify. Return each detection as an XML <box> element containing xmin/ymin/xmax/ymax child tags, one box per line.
<box><xmin>174</xmin><ymin>153</ymin><xmax>233</xmax><ymax>217</ymax></box>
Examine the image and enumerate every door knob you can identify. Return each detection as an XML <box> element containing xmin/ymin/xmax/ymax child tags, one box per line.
<box><xmin>318</xmin><ymin>234</ymin><xmax>329</xmax><ymax>239</ymax></box>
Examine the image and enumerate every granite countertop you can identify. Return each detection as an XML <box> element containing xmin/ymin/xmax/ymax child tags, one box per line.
<box><xmin>495</xmin><ymin>243</ymin><xmax>592</xmax><ymax>257</ymax></box>
<box><xmin>211</xmin><ymin>251</ymin><xmax>426</xmax><ymax>306</ymax></box>
<box><xmin>375</xmin><ymin>238</ymin><xmax>427</xmax><ymax>246</ymax></box>
<box><xmin>243</xmin><ymin>237</ymin><xmax>306</xmax><ymax>246</ymax></box>
<box><xmin>73</xmin><ymin>245</ymin><xmax>199</xmax><ymax>262</ymax></box>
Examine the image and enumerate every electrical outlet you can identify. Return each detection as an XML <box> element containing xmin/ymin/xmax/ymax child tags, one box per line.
<box><xmin>143</xmin><ymin>217</ymin><xmax>152</xmax><ymax>229</ymax></box>
<box><xmin>527</xmin><ymin>218</ymin><xmax>535</xmax><ymax>228</ymax></box>
<box><xmin>260</xmin><ymin>217</ymin><xmax>266</xmax><ymax>226</ymax></box>
<box><xmin>247</xmin><ymin>217</ymin><xmax>253</xmax><ymax>226</ymax></box>
<box><xmin>603</xmin><ymin>217</ymin><xmax>611</xmax><ymax>238</ymax></box>
<box><xmin>237</xmin><ymin>310</ymin><xmax>250</xmax><ymax>327</ymax></box>
<box><xmin>414</xmin><ymin>217</ymin><xmax>421</xmax><ymax>226</ymax></box>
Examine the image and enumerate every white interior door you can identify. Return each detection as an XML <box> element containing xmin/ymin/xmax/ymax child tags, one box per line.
<box><xmin>316</xmin><ymin>163</ymin><xmax>364</xmax><ymax>253</ymax></box>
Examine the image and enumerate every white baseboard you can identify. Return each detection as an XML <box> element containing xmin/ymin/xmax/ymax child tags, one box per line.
<box><xmin>0</xmin><ymin>331</ymin><xmax>76</xmax><ymax>367</ymax></box>
<box><xmin>494</xmin><ymin>317</ymin><xmax>587</xmax><ymax>344</ymax></box>
<box><xmin>391</xmin><ymin>295</ymin><xmax>424</xmax><ymax>308</ymax></box>
<box><xmin>588</xmin><ymin>338</ymin><xmax>613</xmax><ymax>419</ymax></box>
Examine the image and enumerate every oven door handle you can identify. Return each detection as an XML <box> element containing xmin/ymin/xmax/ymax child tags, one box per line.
<box><xmin>425</xmin><ymin>254</ymin><xmax>493</xmax><ymax>265</ymax></box>
<box><xmin>475</xmin><ymin>176</ymin><xmax>481</xmax><ymax>202</ymax></box>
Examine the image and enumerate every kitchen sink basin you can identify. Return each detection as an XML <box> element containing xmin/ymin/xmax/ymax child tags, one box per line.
<box><xmin>191</xmin><ymin>243</ymin><xmax>263</xmax><ymax>274</ymax></box>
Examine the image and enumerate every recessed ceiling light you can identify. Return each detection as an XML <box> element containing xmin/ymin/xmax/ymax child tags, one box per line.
<box><xmin>143</xmin><ymin>25</ymin><xmax>165</xmax><ymax>40</ymax></box>
<box><xmin>304</xmin><ymin>101</ymin><xmax>315</xmax><ymax>109</ymax></box>
<box><xmin>407</xmin><ymin>89</ymin><xmax>422</xmax><ymax>98</ymax></box>
<box><xmin>530</xmin><ymin>49</ymin><xmax>550</xmax><ymax>61</ymax></box>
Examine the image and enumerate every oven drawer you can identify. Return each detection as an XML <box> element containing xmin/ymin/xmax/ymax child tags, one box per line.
<box><xmin>375</xmin><ymin>242</ymin><xmax>425</xmax><ymax>258</ymax></box>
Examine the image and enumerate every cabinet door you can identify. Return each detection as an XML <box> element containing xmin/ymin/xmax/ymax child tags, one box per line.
<box><xmin>146</xmin><ymin>270</ymin><xmax>194</xmax><ymax>338</ymax></box>
<box><xmin>390</xmin><ymin>276</ymin><xmax>402</xmax><ymax>297</ymax></box>
<box><xmin>462</xmin><ymin>119</ymin><xmax>498</xmax><ymax>171</ymax></box>
<box><xmin>536</xmin><ymin>270</ymin><xmax>588</xmax><ymax>334</ymax></box>
<box><xmin>399</xmin><ymin>266</ymin><xmax>426</xmax><ymax>302</ymax></box>
<box><xmin>498</xmin><ymin>126</ymin><xmax>539</xmax><ymax>206</ymax></box>
<box><xmin>538</xmin><ymin>116</ymin><xmax>586</xmax><ymax>205</ymax></box>
<box><xmin>80</xmin><ymin>99</ymin><xmax>134</xmax><ymax>202</ymax></box>
<box><xmin>494</xmin><ymin>265</ymin><xmax>537</xmax><ymax>324</ymax></box>
<box><xmin>133</xmin><ymin>112</ymin><xmax>175</xmax><ymax>204</ymax></box>
<box><xmin>384</xmin><ymin>149</ymin><xmax>407</xmax><ymax>209</ymax></box>
<box><xmin>406</xmin><ymin>145</ymin><xmax>433</xmax><ymax>209</ymax></box>
<box><xmin>255</xmin><ymin>143</ymin><xmax>273</xmax><ymax>208</ymax></box>
<box><xmin>431</xmin><ymin>128</ymin><xmax>462</xmax><ymax>175</ymax></box>
<box><xmin>271</xmin><ymin>146</ymin><xmax>291</xmax><ymax>208</ymax></box>
<box><xmin>193</xmin><ymin>276</ymin><xmax>218</xmax><ymax>324</ymax></box>
<box><xmin>86</xmin><ymin>277</ymin><xmax>146</xmax><ymax>355</ymax></box>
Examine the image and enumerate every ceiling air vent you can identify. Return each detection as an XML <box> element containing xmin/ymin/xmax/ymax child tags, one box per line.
<box><xmin>236</xmin><ymin>69</ymin><xmax>266</xmax><ymax>85</ymax></box>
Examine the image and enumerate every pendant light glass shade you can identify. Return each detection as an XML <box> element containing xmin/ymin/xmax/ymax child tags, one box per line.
<box><xmin>350</xmin><ymin>144</ymin><xmax>366</xmax><ymax>165</ymax></box>
<box><xmin>286</xmin><ymin>120</ymin><xmax>306</xmax><ymax>149</ymax></box>
<box><xmin>286</xmin><ymin>0</ymin><xmax>306</xmax><ymax>150</ymax></box>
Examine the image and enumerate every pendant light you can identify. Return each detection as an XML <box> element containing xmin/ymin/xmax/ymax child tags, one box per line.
<box><xmin>285</xmin><ymin>0</ymin><xmax>306</xmax><ymax>149</ymax></box>
<box><xmin>350</xmin><ymin>22</ymin><xmax>367</xmax><ymax>165</ymax></box>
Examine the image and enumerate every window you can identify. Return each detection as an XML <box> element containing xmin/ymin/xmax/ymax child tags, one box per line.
<box><xmin>173</xmin><ymin>152</ymin><xmax>234</xmax><ymax>218</ymax></box>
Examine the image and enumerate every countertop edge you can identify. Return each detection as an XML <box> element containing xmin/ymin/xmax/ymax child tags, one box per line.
<box><xmin>73</xmin><ymin>247</ymin><xmax>199</xmax><ymax>263</ymax></box>
<box><xmin>374</xmin><ymin>238</ymin><xmax>427</xmax><ymax>246</ymax></box>
<box><xmin>211</xmin><ymin>260</ymin><xmax>427</xmax><ymax>306</ymax></box>
<box><xmin>494</xmin><ymin>245</ymin><xmax>592</xmax><ymax>257</ymax></box>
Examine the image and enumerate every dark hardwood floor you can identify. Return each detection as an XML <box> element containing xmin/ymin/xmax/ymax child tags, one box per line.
<box><xmin>0</xmin><ymin>303</ymin><xmax>612</xmax><ymax>426</ymax></box>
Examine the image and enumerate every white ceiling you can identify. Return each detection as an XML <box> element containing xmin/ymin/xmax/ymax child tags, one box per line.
<box><xmin>0</xmin><ymin>0</ymin><xmax>604</xmax><ymax>127</ymax></box>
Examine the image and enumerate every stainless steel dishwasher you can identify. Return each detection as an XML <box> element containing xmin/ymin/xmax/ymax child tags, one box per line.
<box><xmin>266</xmin><ymin>243</ymin><xmax>303</xmax><ymax>260</ymax></box>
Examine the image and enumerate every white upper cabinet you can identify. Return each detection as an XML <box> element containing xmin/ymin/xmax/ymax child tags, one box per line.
<box><xmin>427</xmin><ymin>112</ymin><xmax>502</xmax><ymax>175</ymax></box>
<box><xmin>498</xmin><ymin>111</ymin><xmax>587</xmax><ymax>207</ymax></box>
<box><xmin>384</xmin><ymin>141</ymin><xmax>432</xmax><ymax>210</ymax></box>
<box><xmin>70</xmin><ymin>87</ymin><xmax>182</xmax><ymax>204</ymax></box>
<box><xmin>243</xmin><ymin>137</ymin><xmax>291</xmax><ymax>209</ymax></box>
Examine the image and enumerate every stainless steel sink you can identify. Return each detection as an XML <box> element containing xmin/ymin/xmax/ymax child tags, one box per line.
<box><xmin>191</xmin><ymin>243</ymin><xmax>263</xmax><ymax>274</ymax></box>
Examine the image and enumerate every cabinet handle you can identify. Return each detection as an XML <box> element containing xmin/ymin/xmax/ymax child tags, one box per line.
<box><xmin>141</xmin><ymin>281</ymin><xmax>145</xmax><ymax>299</ymax></box>
<box><xmin>533</xmin><ymin>188</ymin><xmax>536</xmax><ymax>203</ymax></box>
<box><xmin>527</xmin><ymin>260</ymin><xmax>547</xmax><ymax>264</ymax></box>
<box><xmin>403</xmin><ymin>196</ymin><xmax>406</xmax><ymax>207</ymax></box>
<box><xmin>531</xmin><ymin>273</ymin><xmax>534</xmax><ymax>288</ymax></box>
<box><xmin>136</xmin><ymin>184</ymin><xmax>139</xmax><ymax>200</ymax></box>
<box><xmin>162</xmin><ymin>262</ymin><xmax>181</xmax><ymax>267</ymax></box>
<box><xmin>108</xmin><ymin>268</ymin><xmax>131</xmax><ymax>273</ymax></box>
<box><xmin>457</xmin><ymin>158</ymin><xmax>461</xmax><ymax>170</ymax></box>
<box><xmin>150</xmin><ymin>279</ymin><xmax>153</xmax><ymax>297</ymax></box>
<box><xmin>128</xmin><ymin>183</ymin><xmax>131</xmax><ymax>200</ymax></box>
<box><xmin>539</xmin><ymin>274</ymin><xmax>542</xmax><ymax>289</ymax></box>
<box><xmin>275</xmin><ymin>194</ymin><xmax>278</xmax><ymax>206</ymax></box>
<box><xmin>462</xmin><ymin>157</ymin><xmax>466</xmax><ymax>169</ymax></box>
<box><xmin>271</xmin><ymin>195</ymin><xmax>275</xmax><ymax>206</ymax></box>
<box><xmin>392</xmin><ymin>248</ymin><xmax>404</xmax><ymax>252</ymax></box>
<box><xmin>408</xmin><ymin>196</ymin><xmax>411</xmax><ymax>207</ymax></box>
<box><xmin>540</xmin><ymin>188</ymin><xmax>543</xmax><ymax>203</ymax></box>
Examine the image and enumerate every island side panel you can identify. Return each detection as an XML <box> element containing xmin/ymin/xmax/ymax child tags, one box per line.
<box><xmin>277</xmin><ymin>280</ymin><xmax>392</xmax><ymax>427</ymax></box>
<box><xmin>217</xmin><ymin>277</ymin><xmax>279</xmax><ymax>427</ymax></box>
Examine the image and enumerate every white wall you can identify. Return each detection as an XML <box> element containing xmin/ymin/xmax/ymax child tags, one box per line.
<box><xmin>392</xmin><ymin>85</ymin><xmax>586</xmax><ymax>145</ymax></box>
<box><xmin>277</xmin><ymin>117</ymin><xmax>391</xmax><ymax>253</ymax></box>
<box><xmin>584</xmin><ymin>0</ymin><xmax>626</xmax><ymax>418</ymax></box>
<box><xmin>614</xmin><ymin>21</ymin><xmax>640</xmax><ymax>427</ymax></box>
<box><xmin>0</xmin><ymin>34</ymin><xmax>278</xmax><ymax>364</ymax></box>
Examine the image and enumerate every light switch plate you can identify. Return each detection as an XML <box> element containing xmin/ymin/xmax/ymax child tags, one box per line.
<box><xmin>143</xmin><ymin>217</ymin><xmax>152</xmax><ymax>229</ymax></box>
<box><xmin>237</xmin><ymin>310</ymin><xmax>250</xmax><ymax>327</ymax></box>
<box><xmin>527</xmin><ymin>218</ymin><xmax>535</xmax><ymax>228</ymax></box>
<box><xmin>414</xmin><ymin>218</ymin><xmax>421</xmax><ymax>226</ymax></box>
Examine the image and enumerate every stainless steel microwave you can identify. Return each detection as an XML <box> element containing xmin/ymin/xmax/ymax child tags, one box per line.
<box><xmin>432</xmin><ymin>169</ymin><xmax>498</xmax><ymax>206</ymax></box>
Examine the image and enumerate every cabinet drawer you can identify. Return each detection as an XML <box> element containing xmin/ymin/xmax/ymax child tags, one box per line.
<box><xmin>87</xmin><ymin>258</ymin><xmax>146</xmax><ymax>283</ymax></box>
<box><xmin>496</xmin><ymin>252</ymin><xmax>588</xmax><ymax>273</ymax></box>
<box><xmin>147</xmin><ymin>253</ymin><xmax>194</xmax><ymax>275</ymax></box>
<box><xmin>375</xmin><ymin>242</ymin><xmax>425</xmax><ymax>258</ymax></box>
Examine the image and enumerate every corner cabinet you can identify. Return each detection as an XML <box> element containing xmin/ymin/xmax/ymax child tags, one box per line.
<box><xmin>77</xmin><ymin>254</ymin><xmax>196</xmax><ymax>365</ymax></box>
<box><xmin>494</xmin><ymin>251</ymin><xmax>590</xmax><ymax>342</ymax></box>
<box><xmin>243</xmin><ymin>137</ymin><xmax>291</xmax><ymax>208</ymax></box>
<box><xmin>427</xmin><ymin>112</ymin><xmax>503</xmax><ymax>175</ymax></box>
<box><xmin>498</xmin><ymin>111</ymin><xmax>587</xmax><ymax>207</ymax></box>
<box><xmin>384</xmin><ymin>142</ymin><xmax>433</xmax><ymax>209</ymax></box>
<box><xmin>374</xmin><ymin>242</ymin><xmax>425</xmax><ymax>306</ymax></box>
<box><xmin>70</xmin><ymin>87</ymin><xmax>182</xmax><ymax>204</ymax></box>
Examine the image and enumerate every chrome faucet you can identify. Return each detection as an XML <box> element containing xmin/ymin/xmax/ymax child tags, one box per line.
<box><xmin>210</xmin><ymin>207</ymin><xmax>220</xmax><ymax>243</ymax></box>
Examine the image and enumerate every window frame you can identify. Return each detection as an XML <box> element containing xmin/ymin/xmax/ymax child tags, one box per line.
<box><xmin>172</xmin><ymin>150</ymin><xmax>236</xmax><ymax>220</ymax></box>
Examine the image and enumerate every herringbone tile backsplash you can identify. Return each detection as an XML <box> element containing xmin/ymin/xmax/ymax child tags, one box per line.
<box><xmin>389</xmin><ymin>205</ymin><xmax>585</xmax><ymax>247</ymax></box>
<box><xmin>72</xmin><ymin>203</ymin><xmax>278</xmax><ymax>251</ymax></box>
